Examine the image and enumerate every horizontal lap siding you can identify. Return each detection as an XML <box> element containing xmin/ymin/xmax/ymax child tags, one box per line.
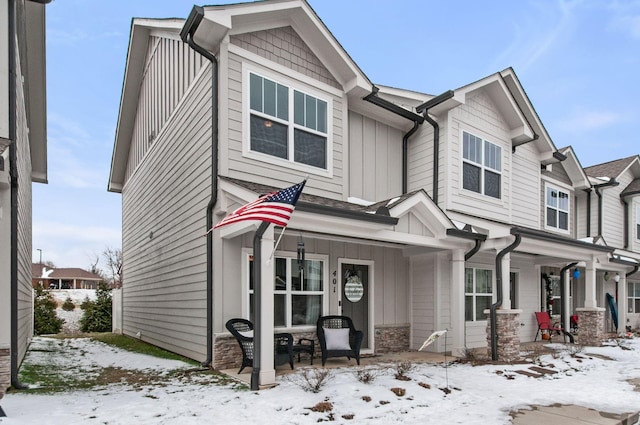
<box><xmin>511</xmin><ymin>143</ymin><xmax>540</xmax><ymax>228</ymax></box>
<box><xmin>602</xmin><ymin>173</ymin><xmax>630</xmax><ymax>247</ymax></box>
<box><xmin>407</xmin><ymin>125</ymin><xmax>434</xmax><ymax>195</ymax></box>
<box><xmin>121</xmin><ymin>68</ymin><xmax>211</xmax><ymax>361</ymax></box>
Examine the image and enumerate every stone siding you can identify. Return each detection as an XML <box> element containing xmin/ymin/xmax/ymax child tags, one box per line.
<box><xmin>485</xmin><ymin>310</ymin><xmax>521</xmax><ymax>362</ymax></box>
<box><xmin>0</xmin><ymin>348</ymin><xmax>10</xmax><ymax>400</ymax></box>
<box><xmin>374</xmin><ymin>324</ymin><xmax>410</xmax><ymax>354</ymax></box>
<box><xmin>577</xmin><ymin>308</ymin><xmax>605</xmax><ymax>347</ymax></box>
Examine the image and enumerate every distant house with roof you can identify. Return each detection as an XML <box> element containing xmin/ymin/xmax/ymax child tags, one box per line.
<box><xmin>32</xmin><ymin>264</ymin><xmax>103</xmax><ymax>290</ymax></box>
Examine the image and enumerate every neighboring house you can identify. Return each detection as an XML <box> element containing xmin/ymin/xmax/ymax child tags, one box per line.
<box><xmin>108</xmin><ymin>0</ymin><xmax>638</xmax><ymax>387</ymax></box>
<box><xmin>0</xmin><ymin>0</ymin><xmax>49</xmax><ymax>403</ymax></box>
<box><xmin>31</xmin><ymin>264</ymin><xmax>103</xmax><ymax>290</ymax></box>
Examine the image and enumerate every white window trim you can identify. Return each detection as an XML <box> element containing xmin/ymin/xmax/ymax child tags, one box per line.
<box><xmin>464</xmin><ymin>266</ymin><xmax>495</xmax><ymax>323</ymax></box>
<box><xmin>242</xmin><ymin>249</ymin><xmax>329</xmax><ymax>331</ymax></box>
<box><xmin>460</xmin><ymin>129</ymin><xmax>503</xmax><ymax>200</ymax></box>
<box><xmin>242</xmin><ymin>63</ymin><xmax>333</xmax><ymax>178</ymax></box>
<box><xmin>544</xmin><ymin>182</ymin><xmax>571</xmax><ymax>234</ymax></box>
<box><xmin>628</xmin><ymin>281</ymin><xmax>640</xmax><ymax>313</ymax></box>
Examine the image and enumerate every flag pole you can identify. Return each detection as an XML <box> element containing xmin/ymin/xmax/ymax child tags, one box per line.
<box><xmin>267</xmin><ymin>227</ymin><xmax>286</xmax><ymax>265</ymax></box>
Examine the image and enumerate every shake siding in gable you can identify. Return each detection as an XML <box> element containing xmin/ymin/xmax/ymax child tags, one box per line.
<box><xmin>124</xmin><ymin>35</ymin><xmax>206</xmax><ymax>182</ymax></box>
<box><xmin>348</xmin><ymin>111</ymin><xmax>403</xmax><ymax>201</ymax></box>
<box><xmin>224</xmin><ymin>28</ymin><xmax>344</xmax><ymax>199</ymax></box>
<box><xmin>120</xmin><ymin>70</ymin><xmax>212</xmax><ymax>361</ymax></box>
<box><xmin>447</xmin><ymin>93</ymin><xmax>511</xmax><ymax>222</ymax></box>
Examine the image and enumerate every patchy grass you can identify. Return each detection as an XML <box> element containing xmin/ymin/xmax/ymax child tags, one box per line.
<box><xmin>88</xmin><ymin>333</ymin><xmax>199</xmax><ymax>364</ymax></box>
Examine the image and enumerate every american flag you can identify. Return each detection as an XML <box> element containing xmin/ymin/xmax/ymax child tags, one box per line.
<box><xmin>212</xmin><ymin>180</ymin><xmax>306</xmax><ymax>230</ymax></box>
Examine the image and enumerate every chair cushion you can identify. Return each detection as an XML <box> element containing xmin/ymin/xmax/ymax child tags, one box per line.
<box><xmin>323</xmin><ymin>327</ymin><xmax>351</xmax><ymax>350</ymax></box>
<box><xmin>239</xmin><ymin>330</ymin><xmax>253</xmax><ymax>338</ymax></box>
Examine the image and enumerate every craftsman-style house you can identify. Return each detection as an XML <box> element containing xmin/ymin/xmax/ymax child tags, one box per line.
<box><xmin>1</xmin><ymin>0</ymin><xmax>49</xmax><ymax>403</ymax></box>
<box><xmin>108</xmin><ymin>0</ymin><xmax>638</xmax><ymax>387</ymax></box>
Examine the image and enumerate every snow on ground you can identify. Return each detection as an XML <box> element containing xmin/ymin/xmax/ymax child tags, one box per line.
<box><xmin>2</xmin><ymin>337</ymin><xmax>640</xmax><ymax>424</ymax></box>
<box><xmin>50</xmin><ymin>289</ymin><xmax>96</xmax><ymax>334</ymax></box>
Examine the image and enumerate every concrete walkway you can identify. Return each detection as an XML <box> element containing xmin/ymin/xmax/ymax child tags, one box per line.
<box><xmin>511</xmin><ymin>404</ymin><xmax>639</xmax><ymax>425</ymax></box>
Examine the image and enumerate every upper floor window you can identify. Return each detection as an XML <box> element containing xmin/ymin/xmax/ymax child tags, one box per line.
<box><xmin>249</xmin><ymin>72</ymin><xmax>328</xmax><ymax>170</ymax></box>
<box><xmin>462</xmin><ymin>131</ymin><xmax>501</xmax><ymax>199</ymax></box>
<box><xmin>546</xmin><ymin>186</ymin><xmax>569</xmax><ymax>232</ymax></box>
<box><xmin>628</xmin><ymin>281</ymin><xmax>640</xmax><ymax>313</ymax></box>
<box><xmin>636</xmin><ymin>206</ymin><xmax>640</xmax><ymax>240</ymax></box>
<box><xmin>465</xmin><ymin>268</ymin><xmax>493</xmax><ymax>321</ymax></box>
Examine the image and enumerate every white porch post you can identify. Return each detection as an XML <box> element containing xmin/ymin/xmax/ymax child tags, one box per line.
<box><xmin>259</xmin><ymin>225</ymin><xmax>275</xmax><ymax>386</ymax></box>
<box><xmin>500</xmin><ymin>252</ymin><xmax>511</xmax><ymax>310</ymax></box>
<box><xmin>618</xmin><ymin>273</ymin><xmax>627</xmax><ymax>334</ymax></box>
<box><xmin>450</xmin><ymin>249</ymin><xmax>465</xmax><ymax>357</ymax></box>
<box><xmin>584</xmin><ymin>261</ymin><xmax>597</xmax><ymax>308</ymax></box>
<box><xmin>563</xmin><ymin>268</ymin><xmax>571</xmax><ymax>332</ymax></box>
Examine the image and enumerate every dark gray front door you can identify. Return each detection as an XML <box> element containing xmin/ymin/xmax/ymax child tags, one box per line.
<box><xmin>341</xmin><ymin>263</ymin><xmax>370</xmax><ymax>349</ymax></box>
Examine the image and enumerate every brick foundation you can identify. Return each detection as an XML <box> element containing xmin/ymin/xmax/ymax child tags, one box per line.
<box><xmin>374</xmin><ymin>324</ymin><xmax>410</xmax><ymax>354</ymax></box>
<box><xmin>485</xmin><ymin>309</ymin><xmax>521</xmax><ymax>362</ymax></box>
<box><xmin>576</xmin><ymin>308</ymin><xmax>605</xmax><ymax>347</ymax></box>
<box><xmin>0</xmin><ymin>348</ymin><xmax>10</xmax><ymax>401</ymax></box>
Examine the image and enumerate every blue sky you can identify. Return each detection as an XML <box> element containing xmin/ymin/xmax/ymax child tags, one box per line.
<box><xmin>35</xmin><ymin>0</ymin><xmax>640</xmax><ymax>269</ymax></box>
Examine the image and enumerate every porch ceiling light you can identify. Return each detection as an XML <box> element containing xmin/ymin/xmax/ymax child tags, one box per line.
<box><xmin>614</xmin><ymin>272</ymin><xmax>620</xmax><ymax>283</ymax></box>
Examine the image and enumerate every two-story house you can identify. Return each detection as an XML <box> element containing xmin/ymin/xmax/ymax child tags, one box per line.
<box><xmin>1</xmin><ymin>0</ymin><xmax>49</xmax><ymax>404</ymax></box>
<box><xmin>108</xmin><ymin>0</ymin><xmax>634</xmax><ymax>387</ymax></box>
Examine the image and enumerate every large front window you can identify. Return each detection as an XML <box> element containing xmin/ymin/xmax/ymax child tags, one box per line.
<box><xmin>546</xmin><ymin>186</ymin><xmax>570</xmax><ymax>231</ymax></box>
<box><xmin>249</xmin><ymin>255</ymin><xmax>325</xmax><ymax>328</ymax></box>
<box><xmin>465</xmin><ymin>268</ymin><xmax>493</xmax><ymax>321</ymax></box>
<box><xmin>462</xmin><ymin>131</ymin><xmax>502</xmax><ymax>199</ymax></box>
<box><xmin>249</xmin><ymin>72</ymin><xmax>328</xmax><ymax>170</ymax></box>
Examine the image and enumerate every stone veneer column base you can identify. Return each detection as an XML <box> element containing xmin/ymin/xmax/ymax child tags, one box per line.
<box><xmin>0</xmin><ymin>348</ymin><xmax>10</xmax><ymax>401</ymax></box>
<box><xmin>576</xmin><ymin>308</ymin><xmax>606</xmax><ymax>347</ymax></box>
<box><xmin>374</xmin><ymin>324</ymin><xmax>410</xmax><ymax>354</ymax></box>
<box><xmin>485</xmin><ymin>309</ymin><xmax>522</xmax><ymax>362</ymax></box>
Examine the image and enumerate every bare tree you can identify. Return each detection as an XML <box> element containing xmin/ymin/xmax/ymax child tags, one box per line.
<box><xmin>87</xmin><ymin>254</ymin><xmax>106</xmax><ymax>281</ymax></box>
<box><xmin>103</xmin><ymin>247</ymin><xmax>123</xmax><ymax>288</ymax></box>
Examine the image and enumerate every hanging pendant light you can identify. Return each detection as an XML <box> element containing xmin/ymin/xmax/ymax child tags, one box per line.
<box><xmin>297</xmin><ymin>233</ymin><xmax>305</xmax><ymax>271</ymax></box>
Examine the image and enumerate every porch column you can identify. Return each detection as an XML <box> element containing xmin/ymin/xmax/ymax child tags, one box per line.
<box><xmin>577</xmin><ymin>260</ymin><xmax>605</xmax><ymax>346</ymax></box>
<box><xmin>258</xmin><ymin>226</ymin><xmax>275</xmax><ymax>387</ymax></box>
<box><xmin>618</xmin><ymin>273</ymin><xmax>627</xmax><ymax>334</ymax></box>
<box><xmin>450</xmin><ymin>249</ymin><xmax>465</xmax><ymax>357</ymax></box>
<box><xmin>500</xmin><ymin>252</ymin><xmax>511</xmax><ymax>310</ymax></box>
<box><xmin>562</xmin><ymin>268</ymin><xmax>571</xmax><ymax>332</ymax></box>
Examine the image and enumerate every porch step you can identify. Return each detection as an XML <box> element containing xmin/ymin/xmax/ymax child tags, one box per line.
<box><xmin>513</xmin><ymin>366</ymin><xmax>557</xmax><ymax>378</ymax></box>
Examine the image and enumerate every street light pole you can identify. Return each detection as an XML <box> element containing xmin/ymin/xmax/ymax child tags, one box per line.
<box><xmin>37</xmin><ymin>249</ymin><xmax>42</xmax><ymax>264</ymax></box>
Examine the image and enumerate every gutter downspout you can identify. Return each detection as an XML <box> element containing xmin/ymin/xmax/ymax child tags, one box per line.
<box><xmin>559</xmin><ymin>262</ymin><xmax>578</xmax><ymax>333</ymax></box>
<box><xmin>8</xmin><ymin>0</ymin><xmax>28</xmax><ymax>392</ymax></box>
<box><xmin>180</xmin><ymin>6</ymin><xmax>218</xmax><ymax>368</ymax></box>
<box><xmin>465</xmin><ymin>239</ymin><xmax>483</xmax><ymax>261</ymax></box>
<box><xmin>402</xmin><ymin>121</ymin><xmax>420</xmax><ymax>194</ymax></box>
<box><xmin>250</xmin><ymin>221</ymin><xmax>270</xmax><ymax>391</ymax></box>
<box><xmin>416</xmin><ymin>91</ymin><xmax>454</xmax><ymax>205</ymax></box>
<box><xmin>627</xmin><ymin>266</ymin><xmax>639</xmax><ymax>279</ymax></box>
<box><xmin>584</xmin><ymin>189</ymin><xmax>592</xmax><ymax>237</ymax></box>
<box><xmin>490</xmin><ymin>233</ymin><xmax>521</xmax><ymax>361</ymax></box>
<box><xmin>594</xmin><ymin>179</ymin><xmax>618</xmax><ymax>237</ymax></box>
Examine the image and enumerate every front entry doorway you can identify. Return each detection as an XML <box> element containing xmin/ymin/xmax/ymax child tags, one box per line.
<box><xmin>339</xmin><ymin>260</ymin><xmax>372</xmax><ymax>351</ymax></box>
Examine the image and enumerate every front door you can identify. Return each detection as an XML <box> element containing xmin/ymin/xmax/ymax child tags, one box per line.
<box><xmin>340</xmin><ymin>261</ymin><xmax>371</xmax><ymax>350</ymax></box>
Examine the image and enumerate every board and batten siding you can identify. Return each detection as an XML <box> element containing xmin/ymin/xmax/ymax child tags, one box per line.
<box><xmin>348</xmin><ymin>111</ymin><xmax>403</xmax><ymax>202</ymax></box>
<box><xmin>120</xmin><ymin>69</ymin><xmax>212</xmax><ymax>362</ymax></box>
<box><xmin>124</xmin><ymin>35</ymin><xmax>206</xmax><ymax>183</ymax></box>
<box><xmin>446</xmin><ymin>92</ymin><xmax>512</xmax><ymax>222</ymax></box>
<box><xmin>222</xmin><ymin>41</ymin><xmax>344</xmax><ymax>200</ymax></box>
<box><xmin>15</xmin><ymin>56</ymin><xmax>34</xmax><ymax>363</ymax></box>
<box><xmin>411</xmin><ymin>254</ymin><xmax>436</xmax><ymax>351</ymax></box>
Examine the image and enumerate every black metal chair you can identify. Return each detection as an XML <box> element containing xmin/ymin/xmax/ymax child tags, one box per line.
<box><xmin>317</xmin><ymin>315</ymin><xmax>363</xmax><ymax>366</ymax></box>
<box><xmin>225</xmin><ymin>318</ymin><xmax>294</xmax><ymax>373</ymax></box>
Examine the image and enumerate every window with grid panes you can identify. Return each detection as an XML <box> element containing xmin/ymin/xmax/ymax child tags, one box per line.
<box><xmin>462</xmin><ymin>131</ymin><xmax>501</xmax><ymax>199</ymax></box>
<box><xmin>465</xmin><ymin>268</ymin><xmax>493</xmax><ymax>321</ymax></box>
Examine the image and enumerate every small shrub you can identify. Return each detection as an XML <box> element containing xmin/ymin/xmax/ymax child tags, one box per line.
<box><xmin>80</xmin><ymin>282</ymin><xmax>112</xmax><ymax>333</ymax></box>
<box><xmin>354</xmin><ymin>368</ymin><xmax>378</xmax><ymax>384</ymax></box>
<box><xmin>394</xmin><ymin>361</ymin><xmax>414</xmax><ymax>380</ymax></box>
<box><xmin>309</xmin><ymin>401</ymin><xmax>333</xmax><ymax>412</ymax></box>
<box><xmin>291</xmin><ymin>368</ymin><xmax>333</xmax><ymax>393</ymax></box>
<box><xmin>361</xmin><ymin>395</ymin><xmax>372</xmax><ymax>402</ymax></box>
<box><xmin>34</xmin><ymin>287</ymin><xmax>64</xmax><ymax>335</ymax></box>
<box><xmin>62</xmin><ymin>297</ymin><xmax>75</xmax><ymax>311</ymax></box>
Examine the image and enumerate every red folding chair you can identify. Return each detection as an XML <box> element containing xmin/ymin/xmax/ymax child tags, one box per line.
<box><xmin>534</xmin><ymin>312</ymin><xmax>566</xmax><ymax>342</ymax></box>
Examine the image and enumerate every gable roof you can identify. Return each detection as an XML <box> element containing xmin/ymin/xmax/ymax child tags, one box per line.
<box><xmin>32</xmin><ymin>264</ymin><xmax>103</xmax><ymax>281</ymax></box>
<box><xmin>584</xmin><ymin>155</ymin><xmax>640</xmax><ymax>180</ymax></box>
<box><xmin>557</xmin><ymin>146</ymin><xmax>591</xmax><ymax>190</ymax></box>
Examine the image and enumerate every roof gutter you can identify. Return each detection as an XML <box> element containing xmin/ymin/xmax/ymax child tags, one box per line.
<box><xmin>490</xmin><ymin>233</ymin><xmax>521</xmax><ymax>361</ymax></box>
<box><xmin>180</xmin><ymin>5</ymin><xmax>218</xmax><ymax>368</ymax></box>
<box><xmin>594</xmin><ymin>179</ymin><xmax>619</xmax><ymax>237</ymax></box>
<box><xmin>416</xmin><ymin>90</ymin><xmax>455</xmax><ymax>205</ymax></box>
<box><xmin>363</xmin><ymin>87</ymin><xmax>424</xmax><ymax>194</ymax></box>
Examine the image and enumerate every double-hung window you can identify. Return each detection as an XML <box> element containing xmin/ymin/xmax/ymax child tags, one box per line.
<box><xmin>465</xmin><ymin>268</ymin><xmax>493</xmax><ymax>321</ymax></box>
<box><xmin>546</xmin><ymin>186</ymin><xmax>570</xmax><ymax>232</ymax></box>
<box><xmin>628</xmin><ymin>281</ymin><xmax>640</xmax><ymax>313</ymax></box>
<box><xmin>249</xmin><ymin>72</ymin><xmax>328</xmax><ymax>170</ymax></box>
<box><xmin>462</xmin><ymin>131</ymin><xmax>502</xmax><ymax>199</ymax></box>
<box><xmin>249</xmin><ymin>254</ymin><xmax>326</xmax><ymax>328</ymax></box>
